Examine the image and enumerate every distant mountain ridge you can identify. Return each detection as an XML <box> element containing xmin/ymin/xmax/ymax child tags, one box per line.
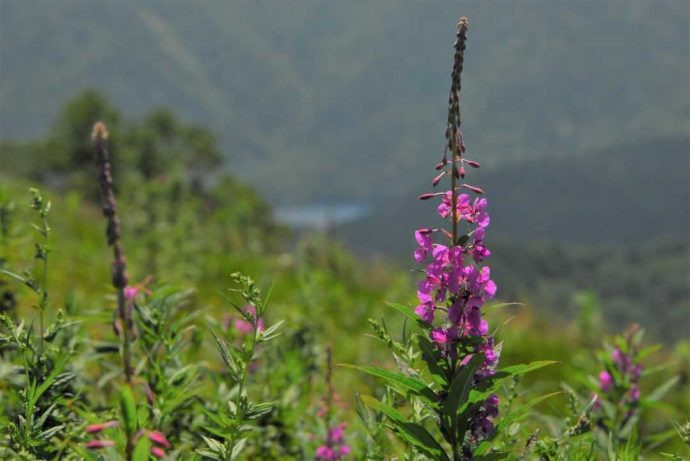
<box><xmin>340</xmin><ymin>136</ymin><xmax>690</xmax><ymax>341</ymax></box>
<box><xmin>1</xmin><ymin>1</ymin><xmax>688</xmax><ymax>205</ymax></box>
<box><xmin>341</xmin><ymin>136</ymin><xmax>690</xmax><ymax>255</ymax></box>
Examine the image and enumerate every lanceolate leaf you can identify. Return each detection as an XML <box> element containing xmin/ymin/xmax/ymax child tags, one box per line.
<box><xmin>643</xmin><ymin>376</ymin><xmax>680</xmax><ymax>403</ymax></box>
<box><xmin>385</xmin><ymin>302</ymin><xmax>432</xmax><ymax>330</ymax></box>
<box><xmin>476</xmin><ymin>361</ymin><xmax>559</xmax><ymax>394</ymax></box>
<box><xmin>132</xmin><ymin>435</ymin><xmax>151</xmax><ymax>461</ymax></box>
<box><xmin>119</xmin><ymin>385</ymin><xmax>138</xmax><ymax>436</ymax></box>
<box><xmin>210</xmin><ymin>327</ymin><xmax>239</xmax><ymax>378</ymax></box>
<box><xmin>360</xmin><ymin>395</ymin><xmax>449</xmax><ymax>461</ymax></box>
<box><xmin>442</xmin><ymin>354</ymin><xmax>484</xmax><ymax>435</ymax></box>
<box><xmin>32</xmin><ymin>354</ymin><xmax>68</xmax><ymax>405</ymax></box>
<box><xmin>418</xmin><ymin>336</ymin><xmax>449</xmax><ymax>384</ymax></box>
<box><xmin>495</xmin><ymin>361</ymin><xmax>559</xmax><ymax>379</ymax></box>
<box><xmin>340</xmin><ymin>364</ymin><xmax>437</xmax><ymax>404</ymax></box>
<box><xmin>497</xmin><ymin>391</ymin><xmax>561</xmax><ymax>430</ymax></box>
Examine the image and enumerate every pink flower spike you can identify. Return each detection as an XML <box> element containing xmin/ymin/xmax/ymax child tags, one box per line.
<box><xmin>151</xmin><ymin>446</ymin><xmax>167</xmax><ymax>458</ymax></box>
<box><xmin>148</xmin><ymin>431</ymin><xmax>171</xmax><ymax>447</ymax></box>
<box><xmin>85</xmin><ymin>420</ymin><xmax>119</xmax><ymax>433</ymax></box>
<box><xmin>85</xmin><ymin>440</ymin><xmax>116</xmax><ymax>449</ymax></box>
<box><xmin>463</xmin><ymin>159</ymin><xmax>481</xmax><ymax>168</ymax></box>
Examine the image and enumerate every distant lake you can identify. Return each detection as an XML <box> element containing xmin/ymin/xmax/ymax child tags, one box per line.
<box><xmin>275</xmin><ymin>202</ymin><xmax>372</xmax><ymax>229</ymax></box>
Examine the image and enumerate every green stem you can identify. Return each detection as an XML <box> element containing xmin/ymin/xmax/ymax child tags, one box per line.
<box><xmin>227</xmin><ymin>314</ymin><xmax>259</xmax><ymax>460</ymax></box>
<box><xmin>118</xmin><ymin>291</ymin><xmax>133</xmax><ymax>383</ymax></box>
<box><xmin>38</xmin><ymin>214</ymin><xmax>49</xmax><ymax>353</ymax></box>
<box><xmin>451</xmin><ymin>144</ymin><xmax>458</xmax><ymax>247</ymax></box>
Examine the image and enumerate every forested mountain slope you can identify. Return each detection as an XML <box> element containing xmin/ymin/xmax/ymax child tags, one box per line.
<box><xmin>2</xmin><ymin>1</ymin><xmax>688</xmax><ymax>205</ymax></box>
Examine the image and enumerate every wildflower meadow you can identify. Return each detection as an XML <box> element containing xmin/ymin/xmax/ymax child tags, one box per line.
<box><xmin>1</xmin><ymin>12</ymin><xmax>689</xmax><ymax>461</ymax></box>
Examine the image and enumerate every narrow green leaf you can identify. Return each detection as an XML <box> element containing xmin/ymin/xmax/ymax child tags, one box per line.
<box><xmin>484</xmin><ymin>302</ymin><xmax>525</xmax><ymax>312</ymax></box>
<box><xmin>119</xmin><ymin>385</ymin><xmax>138</xmax><ymax>436</ymax></box>
<box><xmin>34</xmin><ymin>402</ymin><xmax>57</xmax><ymax>430</ymax></box>
<box><xmin>385</xmin><ymin>302</ymin><xmax>432</xmax><ymax>329</ymax></box>
<box><xmin>499</xmin><ymin>391</ymin><xmax>561</xmax><ymax>429</ymax></box>
<box><xmin>497</xmin><ymin>361</ymin><xmax>559</xmax><ymax>378</ymax></box>
<box><xmin>32</xmin><ymin>355</ymin><xmax>68</xmax><ymax>405</ymax></box>
<box><xmin>132</xmin><ymin>435</ymin><xmax>151</xmax><ymax>461</ymax></box>
<box><xmin>210</xmin><ymin>327</ymin><xmax>239</xmax><ymax>378</ymax></box>
<box><xmin>340</xmin><ymin>364</ymin><xmax>437</xmax><ymax>404</ymax></box>
<box><xmin>196</xmin><ymin>449</ymin><xmax>222</xmax><ymax>460</ymax></box>
<box><xmin>0</xmin><ymin>269</ymin><xmax>27</xmax><ymax>284</ymax></box>
<box><xmin>260</xmin><ymin>320</ymin><xmax>284</xmax><ymax>341</ymax></box>
<box><xmin>360</xmin><ymin>395</ymin><xmax>449</xmax><ymax>461</ymax></box>
<box><xmin>418</xmin><ymin>336</ymin><xmax>449</xmax><ymax>384</ymax></box>
<box><xmin>644</xmin><ymin>376</ymin><xmax>679</xmax><ymax>403</ymax></box>
<box><xmin>442</xmin><ymin>354</ymin><xmax>484</xmax><ymax>434</ymax></box>
<box><xmin>476</xmin><ymin>361</ymin><xmax>559</xmax><ymax>395</ymax></box>
<box><xmin>638</xmin><ymin>344</ymin><xmax>662</xmax><ymax>360</ymax></box>
<box><xmin>473</xmin><ymin>392</ymin><xmax>561</xmax><ymax>457</ymax></box>
<box><xmin>230</xmin><ymin>438</ymin><xmax>248</xmax><ymax>460</ymax></box>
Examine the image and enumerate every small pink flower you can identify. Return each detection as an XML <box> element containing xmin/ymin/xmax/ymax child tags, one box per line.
<box><xmin>148</xmin><ymin>431</ymin><xmax>171</xmax><ymax>447</ymax></box>
<box><xmin>629</xmin><ymin>384</ymin><xmax>640</xmax><ymax>402</ymax></box>
<box><xmin>414</xmin><ymin>302</ymin><xmax>435</xmax><ymax>323</ymax></box>
<box><xmin>85</xmin><ymin>440</ymin><xmax>116</xmax><ymax>449</ymax></box>
<box><xmin>328</xmin><ymin>424</ymin><xmax>346</xmax><ymax>443</ymax></box>
<box><xmin>316</xmin><ymin>445</ymin><xmax>334</xmax><ymax>459</ymax></box>
<box><xmin>599</xmin><ymin>370</ymin><xmax>613</xmax><ymax>392</ymax></box>
<box><xmin>432</xmin><ymin>328</ymin><xmax>450</xmax><ymax>345</ymax></box>
<box><xmin>85</xmin><ymin>420</ymin><xmax>119</xmax><ymax>433</ymax></box>
<box><xmin>151</xmin><ymin>446</ymin><xmax>167</xmax><ymax>458</ymax></box>
<box><xmin>124</xmin><ymin>286</ymin><xmax>139</xmax><ymax>300</ymax></box>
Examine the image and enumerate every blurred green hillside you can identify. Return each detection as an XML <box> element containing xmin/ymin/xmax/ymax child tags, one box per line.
<box><xmin>2</xmin><ymin>90</ymin><xmax>688</xmax><ymax>343</ymax></box>
<box><xmin>1</xmin><ymin>0</ymin><xmax>688</xmax><ymax>206</ymax></box>
<box><xmin>1</xmin><ymin>93</ymin><xmax>688</xmax><ymax>457</ymax></box>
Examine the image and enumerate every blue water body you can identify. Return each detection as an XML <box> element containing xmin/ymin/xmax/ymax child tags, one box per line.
<box><xmin>275</xmin><ymin>202</ymin><xmax>372</xmax><ymax>229</ymax></box>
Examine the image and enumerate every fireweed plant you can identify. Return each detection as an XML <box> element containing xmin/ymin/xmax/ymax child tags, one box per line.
<box><xmin>315</xmin><ymin>348</ymin><xmax>351</xmax><ymax>461</ymax></box>
<box><xmin>0</xmin><ymin>189</ymin><xmax>83</xmax><ymax>459</ymax></box>
<box><xmin>198</xmin><ymin>272</ymin><xmax>284</xmax><ymax>461</ymax></box>
<box><xmin>532</xmin><ymin>324</ymin><xmax>680</xmax><ymax>459</ymax></box>
<box><xmin>348</xmin><ymin>18</ymin><xmax>556</xmax><ymax>460</ymax></box>
<box><xmin>87</xmin><ymin>122</ymin><xmax>173</xmax><ymax>459</ymax></box>
<box><xmin>590</xmin><ymin>325</ymin><xmax>678</xmax><ymax>450</ymax></box>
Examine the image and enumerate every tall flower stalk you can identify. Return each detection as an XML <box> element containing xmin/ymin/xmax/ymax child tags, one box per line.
<box><xmin>352</xmin><ymin>17</ymin><xmax>555</xmax><ymax>461</ymax></box>
<box><xmin>92</xmin><ymin>121</ymin><xmax>133</xmax><ymax>383</ymax></box>
<box><xmin>316</xmin><ymin>347</ymin><xmax>351</xmax><ymax>461</ymax></box>
<box><xmin>415</xmin><ymin>16</ymin><xmax>501</xmax><ymax>456</ymax></box>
